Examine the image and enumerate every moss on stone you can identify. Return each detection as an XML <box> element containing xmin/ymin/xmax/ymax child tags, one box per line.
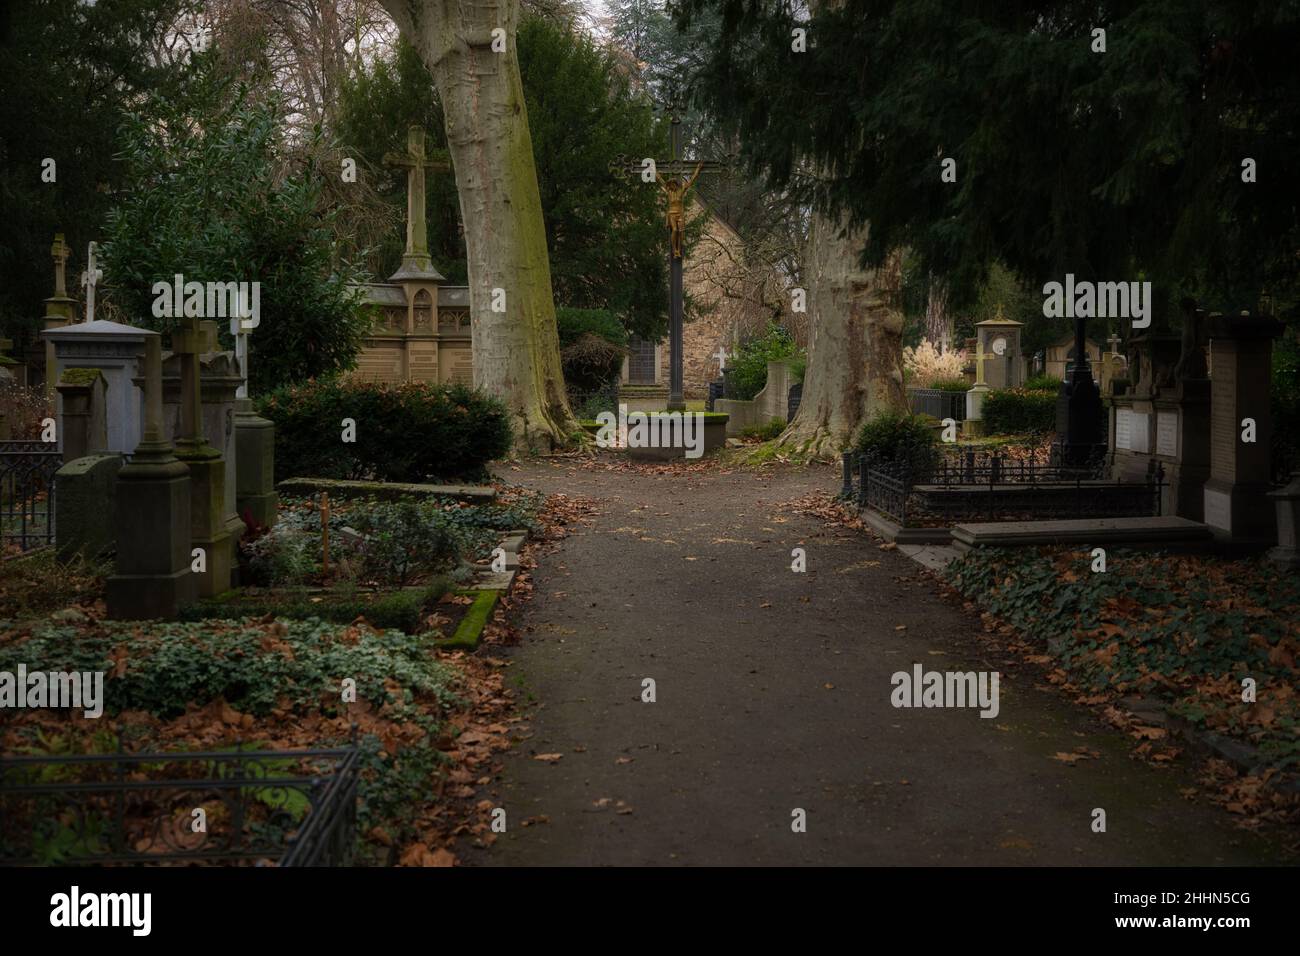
<box><xmin>60</xmin><ymin>367</ymin><xmax>103</xmax><ymax>386</ymax></box>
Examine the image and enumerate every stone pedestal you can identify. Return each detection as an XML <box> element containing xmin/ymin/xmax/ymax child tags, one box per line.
<box><xmin>55</xmin><ymin>368</ymin><xmax>108</xmax><ymax>461</ymax></box>
<box><xmin>1203</xmin><ymin>313</ymin><xmax>1283</xmax><ymax>542</ymax></box>
<box><xmin>151</xmin><ymin>343</ymin><xmax>242</xmax><ymax>590</ymax></box>
<box><xmin>1267</xmin><ymin>472</ymin><xmax>1300</xmax><ymax>569</ymax></box>
<box><xmin>235</xmin><ymin>398</ymin><xmax>278</xmax><ymax>527</ymax></box>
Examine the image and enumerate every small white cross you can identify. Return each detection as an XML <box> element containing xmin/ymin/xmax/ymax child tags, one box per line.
<box><xmin>230</xmin><ymin>314</ymin><xmax>250</xmax><ymax>399</ymax></box>
<box><xmin>1107</xmin><ymin>332</ymin><xmax>1122</xmax><ymax>355</ymax></box>
<box><xmin>713</xmin><ymin>346</ymin><xmax>729</xmax><ymax>371</ymax></box>
<box><xmin>79</xmin><ymin>241</ymin><xmax>103</xmax><ymax>324</ymax></box>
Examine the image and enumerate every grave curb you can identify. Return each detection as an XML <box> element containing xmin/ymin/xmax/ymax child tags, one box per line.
<box><xmin>434</xmin><ymin>588</ymin><xmax>501</xmax><ymax>651</ymax></box>
<box><xmin>1117</xmin><ymin>694</ymin><xmax>1300</xmax><ymax>796</ymax></box>
<box><xmin>859</xmin><ymin>507</ymin><xmax>953</xmax><ymax>544</ymax></box>
<box><xmin>276</xmin><ymin>476</ymin><xmax>495</xmax><ymax>503</ymax></box>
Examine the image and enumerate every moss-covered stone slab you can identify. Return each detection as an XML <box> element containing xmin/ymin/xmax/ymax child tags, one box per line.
<box><xmin>434</xmin><ymin>589</ymin><xmax>501</xmax><ymax>650</ymax></box>
<box><xmin>276</xmin><ymin>476</ymin><xmax>496</xmax><ymax>503</ymax></box>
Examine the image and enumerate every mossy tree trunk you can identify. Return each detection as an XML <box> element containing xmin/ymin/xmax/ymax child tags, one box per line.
<box><xmin>378</xmin><ymin>0</ymin><xmax>574</xmax><ymax>451</ymax></box>
<box><xmin>776</xmin><ymin>211</ymin><xmax>907</xmax><ymax>459</ymax></box>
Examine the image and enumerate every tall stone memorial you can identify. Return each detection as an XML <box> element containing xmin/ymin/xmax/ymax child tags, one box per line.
<box><xmin>1202</xmin><ymin>310</ymin><xmax>1283</xmax><ymax>543</ymax></box>
<box><xmin>170</xmin><ymin>317</ymin><xmax>232</xmax><ymax>597</ymax></box>
<box><xmin>45</xmin><ymin>320</ymin><xmax>149</xmax><ymax>456</ymax></box>
<box><xmin>106</xmin><ymin>334</ymin><xmax>195</xmax><ymax>619</ymax></box>
<box><xmin>231</xmin><ymin>316</ymin><xmax>277</xmax><ymax>528</ymax></box>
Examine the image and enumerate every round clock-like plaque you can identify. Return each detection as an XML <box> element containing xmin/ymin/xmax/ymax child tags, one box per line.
<box><xmin>991</xmin><ymin>336</ymin><xmax>1007</xmax><ymax>356</ymax></box>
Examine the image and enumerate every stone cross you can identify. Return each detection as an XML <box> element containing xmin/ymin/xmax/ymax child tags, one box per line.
<box><xmin>384</xmin><ymin>125</ymin><xmax>450</xmax><ymax>273</ymax></box>
<box><xmin>171</xmin><ymin>317</ymin><xmax>217</xmax><ymax>449</ymax></box>
<box><xmin>1107</xmin><ymin>332</ymin><xmax>1122</xmax><ymax>356</ymax></box>
<box><xmin>713</xmin><ymin>346</ymin><xmax>729</xmax><ymax>372</ymax></box>
<box><xmin>230</xmin><ymin>314</ymin><xmax>250</xmax><ymax>399</ymax></box>
<box><xmin>80</xmin><ymin>241</ymin><xmax>103</xmax><ymax>324</ymax></box>
<box><xmin>971</xmin><ymin>342</ymin><xmax>993</xmax><ymax>386</ymax></box>
<box><xmin>51</xmin><ymin>234</ymin><xmax>71</xmax><ymax>298</ymax></box>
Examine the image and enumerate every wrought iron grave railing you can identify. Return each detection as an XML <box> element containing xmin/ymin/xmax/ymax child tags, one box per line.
<box><xmin>0</xmin><ymin>440</ymin><xmax>61</xmax><ymax>551</ymax></box>
<box><xmin>0</xmin><ymin>743</ymin><xmax>360</xmax><ymax>866</ymax></box>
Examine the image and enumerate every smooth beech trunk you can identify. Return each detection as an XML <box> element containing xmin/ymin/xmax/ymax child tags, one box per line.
<box><xmin>378</xmin><ymin>0</ymin><xmax>573</xmax><ymax>450</ymax></box>
<box><xmin>777</xmin><ymin>211</ymin><xmax>906</xmax><ymax>458</ymax></box>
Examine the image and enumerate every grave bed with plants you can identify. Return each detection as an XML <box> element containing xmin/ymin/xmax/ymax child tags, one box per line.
<box><xmin>942</xmin><ymin>547</ymin><xmax>1300</xmax><ymax>825</ymax></box>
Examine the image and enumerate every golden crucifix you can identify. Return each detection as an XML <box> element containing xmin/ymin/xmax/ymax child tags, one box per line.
<box><xmin>613</xmin><ymin>102</ymin><xmax>727</xmax><ymax>410</ymax></box>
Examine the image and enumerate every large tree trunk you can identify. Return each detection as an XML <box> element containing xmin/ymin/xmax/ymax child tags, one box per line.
<box><xmin>924</xmin><ymin>276</ymin><xmax>953</xmax><ymax>350</ymax></box>
<box><xmin>776</xmin><ymin>211</ymin><xmax>906</xmax><ymax>458</ymax></box>
<box><xmin>378</xmin><ymin>0</ymin><xmax>574</xmax><ymax>451</ymax></box>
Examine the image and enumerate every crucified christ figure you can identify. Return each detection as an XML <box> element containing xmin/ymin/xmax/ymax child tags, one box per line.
<box><xmin>658</xmin><ymin>162</ymin><xmax>703</xmax><ymax>258</ymax></box>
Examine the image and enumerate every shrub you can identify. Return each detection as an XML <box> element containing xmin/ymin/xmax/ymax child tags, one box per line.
<box><xmin>853</xmin><ymin>408</ymin><xmax>938</xmax><ymax>466</ymax></box>
<box><xmin>556</xmin><ymin>307</ymin><xmax>628</xmax><ymax>349</ymax></box>
<box><xmin>258</xmin><ymin>378</ymin><xmax>511</xmax><ymax>484</ymax></box>
<box><xmin>244</xmin><ymin>524</ymin><xmax>318</xmax><ymax>588</ymax></box>
<box><xmin>903</xmin><ymin>340</ymin><xmax>967</xmax><ymax>387</ymax></box>
<box><xmin>727</xmin><ymin>323</ymin><xmax>800</xmax><ymax>401</ymax></box>
<box><xmin>740</xmin><ymin>417</ymin><xmax>786</xmax><ymax>441</ymax></box>
<box><xmin>561</xmin><ymin>330</ymin><xmax>626</xmax><ymax>393</ymax></box>
<box><xmin>1023</xmin><ymin>373</ymin><xmax>1063</xmax><ymax>392</ymax></box>
<box><xmin>348</xmin><ymin>500</ymin><xmax>460</xmax><ymax>587</ymax></box>
<box><xmin>0</xmin><ymin>382</ymin><xmax>51</xmax><ymax>440</ymax></box>
<box><xmin>982</xmin><ymin>387</ymin><xmax>1058</xmax><ymax>435</ymax></box>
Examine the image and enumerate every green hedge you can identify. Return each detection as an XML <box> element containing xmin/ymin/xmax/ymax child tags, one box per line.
<box><xmin>258</xmin><ymin>379</ymin><xmax>511</xmax><ymax>484</ymax></box>
<box><xmin>556</xmin><ymin>307</ymin><xmax>628</xmax><ymax>349</ymax></box>
<box><xmin>853</xmin><ymin>408</ymin><xmax>937</xmax><ymax>463</ymax></box>
<box><xmin>982</xmin><ymin>388</ymin><xmax>1058</xmax><ymax>435</ymax></box>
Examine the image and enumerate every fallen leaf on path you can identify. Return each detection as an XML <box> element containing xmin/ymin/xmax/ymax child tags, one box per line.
<box><xmin>534</xmin><ymin>753</ymin><xmax>564</xmax><ymax>763</ymax></box>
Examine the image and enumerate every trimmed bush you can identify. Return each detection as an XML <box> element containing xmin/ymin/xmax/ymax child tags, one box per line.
<box><xmin>853</xmin><ymin>408</ymin><xmax>938</xmax><ymax>465</ymax></box>
<box><xmin>258</xmin><ymin>379</ymin><xmax>511</xmax><ymax>484</ymax></box>
<box><xmin>1023</xmin><ymin>373</ymin><xmax>1064</xmax><ymax>392</ymax></box>
<box><xmin>983</xmin><ymin>387</ymin><xmax>1058</xmax><ymax>435</ymax></box>
<box><xmin>927</xmin><ymin>376</ymin><xmax>971</xmax><ymax>392</ymax></box>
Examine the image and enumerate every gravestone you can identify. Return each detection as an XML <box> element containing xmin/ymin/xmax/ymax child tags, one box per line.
<box><xmin>1268</xmin><ymin>472</ymin><xmax>1300</xmax><ymax>568</ymax></box>
<box><xmin>159</xmin><ymin>340</ymin><xmax>243</xmax><ymax>582</ymax></box>
<box><xmin>229</xmin><ymin>317</ymin><xmax>277</xmax><ymax>528</ymax></box>
<box><xmin>45</xmin><ymin>320</ymin><xmax>149</xmax><ymax>455</ymax></box>
<box><xmin>974</xmin><ymin>309</ymin><xmax>1025</xmax><ymax>389</ymax></box>
<box><xmin>169</xmin><ymin>317</ymin><xmax>232</xmax><ymax>597</ymax></box>
<box><xmin>55</xmin><ymin>454</ymin><xmax>123</xmax><ymax>561</ymax></box>
<box><xmin>55</xmin><ymin>368</ymin><xmax>108</xmax><ymax>461</ymax></box>
<box><xmin>1109</xmin><ymin>325</ymin><xmax>1209</xmax><ymax>520</ymax></box>
<box><xmin>106</xmin><ymin>333</ymin><xmax>195</xmax><ymax>620</ymax></box>
<box><xmin>1202</xmin><ymin>311</ymin><xmax>1283</xmax><ymax>542</ymax></box>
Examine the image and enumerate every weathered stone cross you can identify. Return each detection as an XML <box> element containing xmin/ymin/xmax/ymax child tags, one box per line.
<box><xmin>713</xmin><ymin>346</ymin><xmax>729</xmax><ymax>372</ymax></box>
<box><xmin>80</xmin><ymin>241</ymin><xmax>103</xmax><ymax>324</ymax></box>
<box><xmin>1107</xmin><ymin>332</ymin><xmax>1122</xmax><ymax>355</ymax></box>
<box><xmin>51</xmin><ymin>234</ymin><xmax>71</xmax><ymax>299</ymax></box>
<box><xmin>384</xmin><ymin>125</ymin><xmax>450</xmax><ymax>275</ymax></box>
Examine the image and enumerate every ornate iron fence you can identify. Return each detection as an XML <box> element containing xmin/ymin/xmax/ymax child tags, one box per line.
<box><xmin>0</xmin><ymin>743</ymin><xmax>360</xmax><ymax>867</ymax></box>
<box><xmin>906</xmin><ymin>388</ymin><xmax>967</xmax><ymax>422</ymax></box>
<box><xmin>841</xmin><ymin>447</ymin><xmax>1162</xmax><ymax>526</ymax></box>
<box><xmin>0</xmin><ymin>440</ymin><xmax>61</xmax><ymax>551</ymax></box>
